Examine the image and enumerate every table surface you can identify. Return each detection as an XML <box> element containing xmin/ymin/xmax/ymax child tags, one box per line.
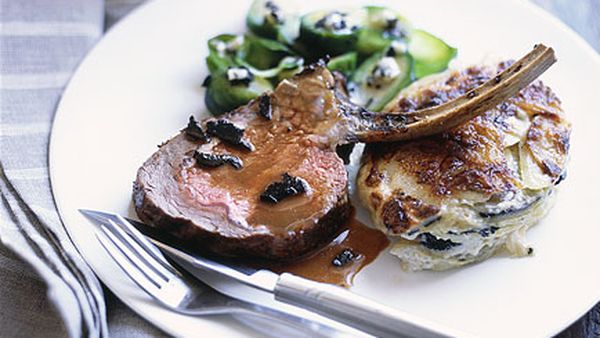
<box><xmin>531</xmin><ymin>0</ymin><xmax>600</xmax><ymax>337</ymax></box>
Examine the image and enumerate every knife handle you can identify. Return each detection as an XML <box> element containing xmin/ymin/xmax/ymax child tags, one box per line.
<box><xmin>274</xmin><ymin>273</ymin><xmax>462</xmax><ymax>338</ymax></box>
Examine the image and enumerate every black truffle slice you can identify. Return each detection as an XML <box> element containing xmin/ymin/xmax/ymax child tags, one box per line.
<box><xmin>193</xmin><ymin>151</ymin><xmax>243</xmax><ymax>170</ymax></box>
<box><xmin>184</xmin><ymin>116</ymin><xmax>210</xmax><ymax>142</ymax></box>
<box><xmin>206</xmin><ymin>119</ymin><xmax>254</xmax><ymax>151</ymax></box>
<box><xmin>419</xmin><ymin>233</ymin><xmax>461</xmax><ymax>251</ymax></box>
<box><xmin>258</xmin><ymin>95</ymin><xmax>272</xmax><ymax>120</ymax></box>
<box><xmin>260</xmin><ymin>173</ymin><xmax>308</xmax><ymax>204</ymax></box>
<box><xmin>331</xmin><ymin>249</ymin><xmax>358</xmax><ymax>267</ymax></box>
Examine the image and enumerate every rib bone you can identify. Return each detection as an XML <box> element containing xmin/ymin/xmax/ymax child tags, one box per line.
<box><xmin>348</xmin><ymin>44</ymin><xmax>556</xmax><ymax>142</ymax></box>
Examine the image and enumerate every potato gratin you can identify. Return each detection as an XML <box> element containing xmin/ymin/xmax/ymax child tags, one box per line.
<box><xmin>358</xmin><ymin>61</ymin><xmax>571</xmax><ymax>271</ymax></box>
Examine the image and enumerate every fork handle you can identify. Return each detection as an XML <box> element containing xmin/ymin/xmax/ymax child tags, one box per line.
<box><xmin>274</xmin><ymin>273</ymin><xmax>465</xmax><ymax>338</ymax></box>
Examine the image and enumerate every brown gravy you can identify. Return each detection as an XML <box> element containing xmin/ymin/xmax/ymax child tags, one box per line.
<box><xmin>135</xmin><ymin>209</ymin><xmax>389</xmax><ymax>287</ymax></box>
<box><xmin>183</xmin><ymin>67</ymin><xmax>346</xmax><ymax>235</ymax></box>
<box><xmin>270</xmin><ymin>215</ymin><xmax>389</xmax><ymax>287</ymax></box>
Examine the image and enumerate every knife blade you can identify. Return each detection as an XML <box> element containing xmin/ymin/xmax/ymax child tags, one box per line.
<box><xmin>80</xmin><ymin>209</ymin><xmax>469</xmax><ymax>338</ymax></box>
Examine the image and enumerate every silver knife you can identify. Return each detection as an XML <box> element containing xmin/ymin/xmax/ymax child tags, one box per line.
<box><xmin>80</xmin><ymin>209</ymin><xmax>468</xmax><ymax>338</ymax></box>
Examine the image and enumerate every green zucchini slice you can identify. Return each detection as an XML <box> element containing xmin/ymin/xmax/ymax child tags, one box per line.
<box><xmin>237</xmin><ymin>35</ymin><xmax>291</xmax><ymax>70</ymax></box>
<box><xmin>327</xmin><ymin>52</ymin><xmax>357</xmax><ymax>76</ymax></box>
<box><xmin>408</xmin><ymin>29</ymin><xmax>457</xmax><ymax>79</ymax></box>
<box><xmin>205</xmin><ymin>68</ymin><xmax>273</xmax><ymax>115</ymax></box>
<box><xmin>299</xmin><ymin>9</ymin><xmax>366</xmax><ymax>58</ymax></box>
<box><xmin>246</xmin><ymin>0</ymin><xmax>300</xmax><ymax>44</ymax></box>
<box><xmin>356</xmin><ymin>6</ymin><xmax>411</xmax><ymax>55</ymax></box>
<box><xmin>349</xmin><ymin>49</ymin><xmax>412</xmax><ymax>111</ymax></box>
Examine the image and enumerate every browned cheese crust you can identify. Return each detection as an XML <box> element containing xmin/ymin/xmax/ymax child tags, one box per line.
<box><xmin>358</xmin><ymin>62</ymin><xmax>571</xmax><ymax>235</ymax></box>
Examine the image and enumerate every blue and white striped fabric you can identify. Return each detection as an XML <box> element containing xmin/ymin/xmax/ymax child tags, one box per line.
<box><xmin>0</xmin><ymin>1</ymin><xmax>164</xmax><ymax>337</ymax></box>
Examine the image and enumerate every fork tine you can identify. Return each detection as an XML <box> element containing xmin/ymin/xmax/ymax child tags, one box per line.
<box><xmin>99</xmin><ymin>224</ymin><xmax>168</xmax><ymax>288</ymax></box>
<box><xmin>80</xmin><ymin>209</ymin><xmax>178</xmax><ymax>275</ymax></box>
<box><xmin>96</xmin><ymin>228</ymin><xmax>162</xmax><ymax>295</ymax></box>
<box><xmin>114</xmin><ymin>214</ymin><xmax>178</xmax><ymax>273</ymax></box>
<box><xmin>104</xmin><ymin>218</ymin><xmax>176</xmax><ymax>281</ymax></box>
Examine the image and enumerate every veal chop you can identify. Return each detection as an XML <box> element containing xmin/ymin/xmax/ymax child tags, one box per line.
<box><xmin>134</xmin><ymin>46</ymin><xmax>555</xmax><ymax>260</ymax></box>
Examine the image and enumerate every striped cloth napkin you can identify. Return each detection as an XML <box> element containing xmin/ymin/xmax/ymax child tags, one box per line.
<box><xmin>0</xmin><ymin>0</ymin><xmax>163</xmax><ymax>337</ymax></box>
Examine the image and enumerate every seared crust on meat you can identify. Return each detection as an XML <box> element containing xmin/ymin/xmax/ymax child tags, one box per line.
<box><xmin>134</xmin><ymin>132</ymin><xmax>351</xmax><ymax>260</ymax></box>
<box><xmin>359</xmin><ymin>61</ymin><xmax>571</xmax><ymax>236</ymax></box>
<box><xmin>133</xmin><ymin>66</ymin><xmax>353</xmax><ymax>261</ymax></box>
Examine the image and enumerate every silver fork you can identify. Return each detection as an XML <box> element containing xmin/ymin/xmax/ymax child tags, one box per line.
<box><xmin>95</xmin><ymin>219</ymin><xmax>356</xmax><ymax>338</ymax></box>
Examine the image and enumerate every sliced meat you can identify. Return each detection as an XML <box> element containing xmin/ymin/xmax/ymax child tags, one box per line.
<box><xmin>133</xmin><ymin>49</ymin><xmax>555</xmax><ymax>261</ymax></box>
<box><xmin>134</xmin><ymin>66</ymin><xmax>352</xmax><ymax>260</ymax></box>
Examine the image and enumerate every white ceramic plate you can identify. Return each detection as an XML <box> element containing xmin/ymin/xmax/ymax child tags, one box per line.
<box><xmin>50</xmin><ymin>0</ymin><xmax>600</xmax><ymax>336</ymax></box>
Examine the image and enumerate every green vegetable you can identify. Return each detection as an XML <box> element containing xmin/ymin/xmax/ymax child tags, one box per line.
<box><xmin>408</xmin><ymin>29</ymin><xmax>456</xmax><ymax>79</ymax></box>
<box><xmin>355</xmin><ymin>28</ymin><xmax>391</xmax><ymax>56</ymax></box>
<box><xmin>299</xmin><ymin>9</ymin><xmax>366</xmax><ymax>58</ymax></box>
<box><xmin>247</xmin><ymin>0</ymin><xmax>281</xmax><ymax>38</ymax></box>
<box><xmin>276</xmin><ymin>14</ymin><xmax>301</xmax><ymax>45</ymax></box>
<box><xmin>208</xmin><ymin>34</ymin><xmax>244</xmax><ymax>55</ymax></box>
<box><xmin>242</xmin><ymin>56</ymin><xmax>303</xmax><ymax>80</ymax></box>
<box><xmin>206</xmin><ymin>53</ymin><xmax>234</xmax><ymax>73</ymax></box>
<box><xmin>350</xmin><ymin>49</ymin><xmax>412</xmax><ymax>111</ymax></box>
<box><xmin>362</xmin><ymin>6</ymin><xmax>411</xmax><ymax>33</ymax></box>
<box><xmin>246</xmin><ymin>0</ymin><xmax>300</xmax><ymax>44</ymax></box>
<box><xmin>237</xmin><ymin>35</ymin><xmax>291</xmax><ymax>69</ymax></box>
<box><xmin>205</xmin><ymin>4</ymin><xmax>457</xmax><ymax>117</ymax></box>
<box><xmin>327</xmin><ymin>52</ymin><xmax>357</xmax><ymax>76</ymax></box>
<box><xmin>204</xmin><ymin>69</ymin><xmax>273</xmax><ymax>115</ymax></box>
<box><xmin>355</xmin><ymin>6</ymin><xmax>411</xmax><ymax>55</ymax></box>
<box><xmin>274</xmin><ymin>57</ymin><xmax>303</xmax><ymax>81</ymax></box>
<box><xmin>206</xmin><ymin>34</ymin><xmax>244</xmax><ymax>73</ymax></box>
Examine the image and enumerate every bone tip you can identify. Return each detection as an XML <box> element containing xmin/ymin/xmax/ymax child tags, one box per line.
<box><xmin>534</xmin><ymin>43</ymin><xmax>555</xmax><ymax>56</ymax></box>
<box><xmin>533</xmin><ymin>43</ymin><xmax>556</xmax><ymax>64</ymax></box>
